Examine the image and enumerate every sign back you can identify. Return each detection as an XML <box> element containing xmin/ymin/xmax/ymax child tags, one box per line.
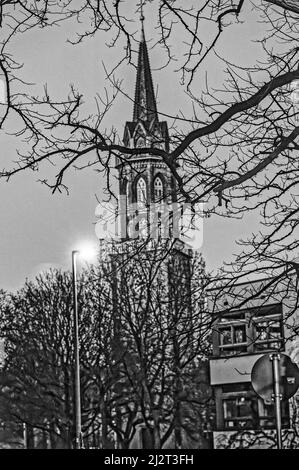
<box><xmin>251</xmin><ymin>353</ymin><xmax>299</xmax><ymax>402</ymax></box>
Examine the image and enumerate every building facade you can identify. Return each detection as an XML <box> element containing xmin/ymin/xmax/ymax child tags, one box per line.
<box><xmin>209</xmin><ymin>278</ymin><xmax>299</xmax><ymax>449</ymax></box>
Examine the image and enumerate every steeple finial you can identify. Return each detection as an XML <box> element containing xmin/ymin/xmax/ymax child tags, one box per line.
<box><xmin>140</xmin><ymin>0</ymin><xmax>144</xmax><ymax>22</ymax></box>
<box><xmin>140</xmin><ymin>0</ymin><xmax>145</xmax><ymax>40</ymax></box>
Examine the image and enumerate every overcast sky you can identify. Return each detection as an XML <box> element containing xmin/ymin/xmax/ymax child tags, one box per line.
<box><xmin>0</xmin><ymin>2</ymin><xmax>268</xmax><ymax>291</ymax></box>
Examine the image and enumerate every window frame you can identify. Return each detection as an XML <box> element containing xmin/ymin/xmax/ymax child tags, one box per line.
<box><xmin>218</xmin><ymin>315</ymin><xmax>248</xmax><ymax>354</ymax></box>
<box><xmin>251</xmin><ymin>312</ymin><xmax>284</xmax><ymax>352</ymax></box>
<box><xmin>215</xmin><ymin>383</ymin><xmax>290</xmax><ymax>431</ymax></box>
<box><xmin>213</xmin><ymin>303</ymin><xmax>284</xmax><ymax>357</ymax></box>
<box><xmin>136</xmin><ymin>177</ymin><xmax>147</xmax><ymax>206</ymax></box>
<box><xmin>153</xmin><ymin>176</ymin><xmax>164</xmax><ymax>203</ymax></box>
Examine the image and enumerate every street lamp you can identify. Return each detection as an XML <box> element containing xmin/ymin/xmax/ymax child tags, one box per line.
<box><xmin>71</xmin><ymin>243</ymin><xmax>97</xmax><ymax>449</ymax></box>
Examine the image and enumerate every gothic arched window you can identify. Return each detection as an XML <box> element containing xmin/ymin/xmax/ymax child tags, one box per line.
<box><xmin>136</xmin><ymin>177</ymin><xmax>147</xmax><ymax>205</ymax></box>
<box><xmin>124</xmin><ymin>179</ymin><xmax>129</xmax><ymax>208</ymax></box>
<box><xmin>154</xmin><ymin>176</ymin><xmax>164</xmax><ymax>202</ymax></box>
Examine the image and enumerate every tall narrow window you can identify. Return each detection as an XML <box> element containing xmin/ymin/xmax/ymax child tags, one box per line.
<box><xmin>124</xmin><ymin>179</ymin><xmax>129</xmax><ymax>210</ymax></box>
<box><xmin>154</xmin><ymin>176</ymin><xmax>164</xmax><ymax>202</ymax></box>
<box><xmin>136</xmin><ymin>177</ymin><xmax>147</xmax><ymax>205</ymax></box>
<box><xmin>122</xmin><ymin>179</ymin><xmax>129</xmax><ymax>240</ymax></box>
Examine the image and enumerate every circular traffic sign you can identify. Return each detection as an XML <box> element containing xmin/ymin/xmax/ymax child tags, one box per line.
<box><xmin>251</xmin><ymin>353</ymin><xmax>299</xmax><ymax>401</ymax></box>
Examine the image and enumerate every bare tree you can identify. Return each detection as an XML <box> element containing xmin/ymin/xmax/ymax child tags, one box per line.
<box><xmin>0</xmin><ymin>268</ymin><xmax>112</xmax><ymax>448</ymax></box>
<box><xmin>0</xmin><ymin>2</ymin><xmax>297</xmax><ymax>297</ymax></box>
<box><xmin>95</xmin><ymin>239</ymin><xmax>213</xmax><ymax>449</ymax></box>
<box><xmin>0</xmin><ymin>2</ymin><xmax>298</xmax><ymax>445</ymax></box>
<box><xmin>0</xmin><ymin>241</ymin><xmax>213</xmax><ymax>449</ymax></box>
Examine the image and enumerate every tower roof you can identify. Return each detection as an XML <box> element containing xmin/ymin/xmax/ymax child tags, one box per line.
<box><xmin>120</xmin><ymin>15</ymin><xmax>169</xmax><ymax>156</ymax></box>
<box><xmin>133</xmin><ymin>27</ymin><xmax>158</xmax><ymax>124</ymax></box>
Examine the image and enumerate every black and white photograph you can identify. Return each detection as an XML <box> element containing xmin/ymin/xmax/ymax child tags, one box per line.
<box><xmin>0</xmin><ymin>0</ymin><xmax>298</xmax><ymax>454</ymax></box>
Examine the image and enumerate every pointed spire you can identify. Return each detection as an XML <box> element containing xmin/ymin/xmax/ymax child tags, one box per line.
<box><xmin>140</xmin><ymin>0</ymin><xmax>145</xmax><ymax>39</ymax></box>
<box><xmin>133</xmin><ymin>11</ymin><xmax>158</xmax><ymax>124</ymax></box>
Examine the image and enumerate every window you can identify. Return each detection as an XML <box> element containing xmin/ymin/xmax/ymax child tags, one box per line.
<box><xmin>223</xmin><ymin>395</ymin><xmax>258</xmax><ymax>430</ymax></box>
<box><xmin>219</xmin><ymin>383</ymin><xmax>289</xmax><ymax>431</ymax></box>
<box><xmin>136</xmin><ymin>177</ymin><xmax>147</xmax><ymax>205</ymax></box>
<box><xmin>215</xmin><ymin>304</ymin><xmax>284</xmax><ymax>357</ymax></box>
<box><xmin>253</xmin><ymin>311</ymin><xmax>283</xmax><ymax>351</ymax></box>
<box><xmin>123</xmin><ymin>179</ymin><xmax>129</xmax><ymax>208</ymax></box>
<box><xmin>157</xmin><ymin>211</ymin><xmax>162</xmax><ymax>239</ymax></box>
<box><xmin>136</xmin><ymin>136</ymin><xmax>145</xmax><ymax>148</ymax></box>
<box><xmin>154</xmin><ymin>177</ymin><xmax>164</xmax><ymax>202</ymax></box>
<box><xmin>218</xmin><ymin>312</ymin><xmax>248</xmax><ymax>355</ymax></box>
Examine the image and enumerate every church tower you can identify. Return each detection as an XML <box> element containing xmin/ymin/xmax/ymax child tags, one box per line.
<box><xmin>113</xmin><ymin>14</ymin><xmax>193</xmax><ymax>341</ymax></box>
<box><xmin>107</xmin><ymin>17</ymin><xmax>199</xmax><ymax>450</ymax></box>
<box><xmin>115</xmin><ymin>19</ymin><xmax>180</xmax><ymax>242</ymax></box>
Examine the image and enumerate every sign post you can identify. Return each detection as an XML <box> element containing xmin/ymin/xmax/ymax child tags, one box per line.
<box><xmin>251</xmin><ymin>352</ymin><xmax>299</xmax><ymax>449</ymax></box>
<box><xmin>270</xmin><ymin>354</ymin><xmax>282</xmax><ymax>449</ymax></box>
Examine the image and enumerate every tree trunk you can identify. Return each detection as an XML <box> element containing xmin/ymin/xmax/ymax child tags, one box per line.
<box><xmin>152</xmin><ymin>410</ymin><xmax>161</xmax><ymax>449</ymax></box>
<box><xmin>100</xmin><ymin>398</ymin><xmax>109</xmax><ymax>449</ymax></box>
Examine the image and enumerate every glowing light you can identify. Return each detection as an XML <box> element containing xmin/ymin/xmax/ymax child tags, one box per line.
<box><xmin>76</xmin><ymin>242</ymin><xmax>98</xmax><ymax>262</ymax></box>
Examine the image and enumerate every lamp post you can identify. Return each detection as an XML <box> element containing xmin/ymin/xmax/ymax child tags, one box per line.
<box><xmin>72</xmin><ymin>250</ymin><xmax>82</xmax><ymax>450</ymax></box>
<box><xmin>71</xmin><ymin>243</ymin><xmax>97</xmax><ymax>449</ymax></box>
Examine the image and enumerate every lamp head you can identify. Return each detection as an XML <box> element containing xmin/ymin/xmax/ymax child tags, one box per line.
<box><xmin>75</xmin><ymin>242</ymin><xmax>98</xmax><ymax>262</ymax></box>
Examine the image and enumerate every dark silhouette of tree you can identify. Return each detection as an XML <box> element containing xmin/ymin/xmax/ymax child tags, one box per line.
<box><xmin>0</xmin><ymin>268</ymin><xmax>109</xmax><ymax>448</ymax></box>
<box><xmin>0</xmin><ymin>1</ymin><xmax>297</xmax><ymax>302</ymax></box>
<box><xmin>0</xmin><ymin>1</ymin><xmax>298</xmax><ymax>447</ymax></box>
<box><xmin>0</xmin><ymin>242</ymin><xmax>213</xmax><ymax>449</ymax></box>
<box><xmin>95</xmin><ymin>239</ymin><xmax>213</xmax><ymax>449</ymax></box>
